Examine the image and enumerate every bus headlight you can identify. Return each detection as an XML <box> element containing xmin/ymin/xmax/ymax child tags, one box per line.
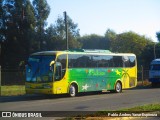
<box><xmin>43</xmin><ymin>85</ymin><xmax>52</xmax><ymax>89</ymax></box>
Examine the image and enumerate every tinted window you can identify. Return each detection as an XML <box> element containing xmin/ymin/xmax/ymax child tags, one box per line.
<box><xmin>68</xmin><ymin>54</ymin><xmax>135</xmax><ymax>68</ymax></box>
<box><xmin>113</xmin><ymin>56</ymin><xmax>123</xmax><ymax>67</ymax></box>
<box><xmin>129</xmin><ymin>56</ymin><xmax>136</xmax><ymax>67</ymax></box>
<box><xmin>55</xmin><ymin>54</ymin><xmax>67</xmax><ymax>80</ymax></box>
<box><xmin>122</xmin><ymin>56</ymin><xmax>136</xmax><ymax>67</ymax></box>
<box><xmin>57</xmin><ymin>54</ymin><xmax>67</xmax><ymax>70</ymax></box>
<box><xmin>68</xmin><ymin>54</ymin><xmax>91</xmax><ymax>68</ymax></box>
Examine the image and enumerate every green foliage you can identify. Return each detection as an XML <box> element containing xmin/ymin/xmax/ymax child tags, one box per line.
<box><xmin>32</xmin><ymin>0</ymin><xmax>50</xmax><ymax>29</ymax></box>
<box><xmin>1</xmin><ymin>85</ymin><xmax>25</xmax><ymax>96</ymax></box>
<box><xmin>45</xmin><ymin>15</ymin><xmax>81</xmax><ymax>50</ymax></box>
<box><xmin>111</xmin><ymin>31</ymin><xmax>152</xmax><ymax>55</ymax></box>
<box><xmin>1</xmin><ymin>0</ymin><xmax>36</xmax><ymax>69</ymax></box>
<box><xmin>105</xmin><ymin>29</ymin><xmax>116</xmax><ymax>41</ymax></box>
<box><xmin>78</xmin><ymin>30</ymin><xmax>157</xmax><ymax>70</ymax></box>
<box><xmin>32</xmin><ymin>0</ymin><xmax>50</xmax><ymax>50</ymax></box>
<box><xmin>78</xmin><ymin>34</ymin><xmax>110</xmax><ymax>49</ymax></box>
<box><xmin>104</xmin><ymin>29</ymin><xmax>117</xmax><ymax>50</ymax></box>
<box><xmin>140</xmin><ymin>43</ymin><xmax>155</xmax><ymax>68</ymax></box>
<box><xmin>156</xmin><ymin>31</ymin><xmax>160</xmax><ymax>42</ymax></box>
<box><xmin>108</xmin><ymin>31</ymin><xmax>155</xmax><ymax>69</ymax></box>
<box><xmin>0</xmin><ymin>0</ymin><xmax>159</xmax><ymax>72</ymax></box>
<box><xmin>155</xmin><ymin>43</ymin><xmax>160</xmax><ymax>58</ymax></box>
<box><xmin>120</xmin><ymin>103</ymin><xmax>160</xmax><ymax>111</ymax></box>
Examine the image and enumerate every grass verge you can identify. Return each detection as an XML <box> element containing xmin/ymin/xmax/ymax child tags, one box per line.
<box><xmin>0</xmin><ymin>85</ymin><xmax>25</xmax><ymax>96</ymax></box>
<box><xmin>120</xmin><ymin>103</ymin><xmax>160</xmax><ymax>111</ymax></box>
<box><xmin>65</xmin><ymin>103</ymin><xmax>160</xmax><ymax>120</ymax></box>
<box><xmin>88</xmin><ymin>103</ymin><xmax>160</xmax><ymax>117</ymax></box>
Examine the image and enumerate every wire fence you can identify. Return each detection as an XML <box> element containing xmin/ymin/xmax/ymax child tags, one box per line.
<box><xmin>0</xmin><ymin>66</ymin><xmax>149</xmax><ymax>85</ymax></box>
<box><xmin>138</xmin><ymin>69</ymin><xmax>149</xmax><ymax>81</ymax></box>
<box><xmin>1</xmin><ymin>68</ymin><xmax>25</xmax><ymax>85</ymax></box>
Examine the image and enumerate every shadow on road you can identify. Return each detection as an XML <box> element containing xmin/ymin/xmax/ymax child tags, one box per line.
<box><xmin>130</xmin><ymin>83</ymin><xmax>160</xmax><ymax>90</ymax></box>
<box><xmin>1</xmin><ymin>84</ymin><xmax>159</xmax><ymax>103</ymax></box>
<box><xmin>0</xmin><ymin>91</ymin><xmax>114</xmax><ymax>103</ymax></box>
<box><xmin>0</xmin><ymin>94</ymin><xmax>70</xmax><ymax>103</ymax></box>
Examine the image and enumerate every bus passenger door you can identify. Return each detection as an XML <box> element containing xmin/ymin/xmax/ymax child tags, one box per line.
<box><xmin>53</xmin><ymin>54</ymin><xmax>68</xmax><ymax>94</ymax></box>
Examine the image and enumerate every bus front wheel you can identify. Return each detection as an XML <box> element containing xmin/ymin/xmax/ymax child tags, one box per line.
<box><xmin>69</xmin><ymin>85</ymin><xmax>77</xmax><ymax>97</ymax></box>
<box><xmin>115</xmin><ymin>82</ymin><xmax>122</xmax><ymax>93</ymax></box>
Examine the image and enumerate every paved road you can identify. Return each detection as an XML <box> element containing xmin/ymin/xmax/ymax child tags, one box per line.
<box><xmin>0</xmin><ymin>87</ymin><xmax>160</xmax><ymax>118</ymax></box>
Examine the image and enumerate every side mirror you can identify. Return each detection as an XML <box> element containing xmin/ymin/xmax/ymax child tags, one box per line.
<box><xmin>50</xmin><ymin>61</ymin><xmax>55</xmax><ymax>71</ymax></box>
<box><xmin>50</xmin><ymin>61</ymin><xmax>55</xmax><ymax>66</ymax></box>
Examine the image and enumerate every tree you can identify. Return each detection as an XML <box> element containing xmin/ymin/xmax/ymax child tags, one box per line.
<box><xmin>32</xmin><ymin>0</ymin><xmax>50</xmax><ymax>50</ymax></box>
<box><xmin>79</xmin><ymin>34</ymin><xmax>110</xmax><ymax>49</ymax></box>
<box><xmin>43</xmin><ymin>24</ymin><xmax>59</xmax><ymax>50</ymax></box>
<box><xmin>105</xmin><ymin>29</ymin><xmax>116</xmax><ymax>41</ymax></box>
<box><xmin>1</xmin><ymin>0</ymin><xmax>36</xmax><ymax>69</ymax></box>
<box><xmin>155</xmin><ymin>43</ymin><xmax>160</xmax><ymax>58</ymax></box>
<box><xmin>0</xmin><ymin>0</ymin><xmax>15</xmax><ymax>42</ymax></box>
<box><xmin>104</xmin><ymin>29</ymin><xmax>117</xmax><ymax>50</ymax></box>
<box><xmin>140</xmin><ymin>42</ymin><xmax>160</xmax><ymax>69</ymax></box>
<box><xmin>45</xmin><ymin>15</ymin><xmax>81</xmax><ymax>50</ymax></box>
<box><xmin>111</xmin><ymin>31</ymin><xmax>152</xmax><ymax>56</ymax></box>
<box><xmin>156</xmin><ymin>31</ymin><xmax>160</xmax><ymax>42</ymax></box>
<box><xmin>140</xmin><ymin>42</ymin><xmax>155</xmax><ymax>69</ymax></box>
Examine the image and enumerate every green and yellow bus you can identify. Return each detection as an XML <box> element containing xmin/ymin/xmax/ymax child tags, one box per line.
<box><xmin>25</xmin><ymin>49</ymin><xmax>137</xmax><ymax>97</ymax></box>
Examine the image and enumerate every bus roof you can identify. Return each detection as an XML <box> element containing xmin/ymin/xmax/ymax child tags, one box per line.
<box><xmin>151</xmin><ymin>58</ymin><xmax>160</xmax><ymax>64</ymax></box>
<box><xmin>31</xmin><ymin>49</ymin><xmax>136</xmax><ymax>56</ymax></box>
<box><xmin>68</xmin><ymin>49</ymin><xmax>112</xmax><ymax>53</ymax></box>
<box><xmin>31</xmin><ymin>51</ymin><xmax>60</xmax><ymax>56</ymax></box>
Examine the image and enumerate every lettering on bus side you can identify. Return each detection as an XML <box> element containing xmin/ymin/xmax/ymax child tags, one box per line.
<box><xmin>88</xmin><ymin>69</ymin><xmax>105</xmax><ymax>76</ymax></box>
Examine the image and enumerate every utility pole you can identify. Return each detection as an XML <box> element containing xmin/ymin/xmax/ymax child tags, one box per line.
<box><xmin>64</xmin><ymin>11</ymin><xmax>68</xmax><ymax>50</ymax></box>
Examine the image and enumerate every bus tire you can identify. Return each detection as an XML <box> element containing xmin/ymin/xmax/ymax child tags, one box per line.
<box><xmin>69</xmin><ymin>84</ymin><xmax>77</xmax><ymax>97</ymax></box>
<box><xmin>115</xmin><ymin>81</ymin><xmax>122</xmax><ymax>93</ymax></box>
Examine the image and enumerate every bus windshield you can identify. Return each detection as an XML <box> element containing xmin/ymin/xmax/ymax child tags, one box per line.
<box><xmin>26</xmin><ymin>55</ymin><xmax>55</xmax><ymax>83</ymax></box>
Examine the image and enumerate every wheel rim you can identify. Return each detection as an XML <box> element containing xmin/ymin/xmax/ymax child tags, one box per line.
<box><xmin>116</xmin><ymin>82</ymin><xmax>121</xmax><ymax>93</ymax></box>
<box><xmin>70</xmin><ymin>85</ymin><xmax>76</xmax><ymax>97</ymax></box>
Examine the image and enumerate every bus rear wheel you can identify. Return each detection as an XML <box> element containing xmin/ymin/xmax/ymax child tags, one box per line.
<box><xmin>69</xmin><ymin>85</ymin><xmax>77</xmax><ymax>97</ymax></box>
<box><xmin>115</xmin><ymin>82</ymin><xmax>122</xmax><ymax>93</ymax></box>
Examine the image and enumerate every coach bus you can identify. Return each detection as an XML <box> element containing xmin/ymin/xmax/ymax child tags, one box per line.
<box><xmin>25</xmin><ymin>49</ymin><xmax>137</xmax><ymax>97</ymax></box>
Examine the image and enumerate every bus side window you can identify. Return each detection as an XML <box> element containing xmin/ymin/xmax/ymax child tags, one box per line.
<box><xmin>123</xmin><ymin>56</ymin><xmax>129</xmax><ymax>67</ymax></box>
<box><xmin>113</xmin><ymin>56</ymin><xmax>123</xmax><ymax>67</ymax></box>
<box><xmin>129</xmin><ymin>56</ymin><xmax>136</xmax><ymax>67</ymax></box>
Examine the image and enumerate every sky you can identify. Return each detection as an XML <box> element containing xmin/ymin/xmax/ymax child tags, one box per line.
<box><xmin>46</xmin><ymin>0</ymin><xmax>160</xmax><ymax>42</ymax></box>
